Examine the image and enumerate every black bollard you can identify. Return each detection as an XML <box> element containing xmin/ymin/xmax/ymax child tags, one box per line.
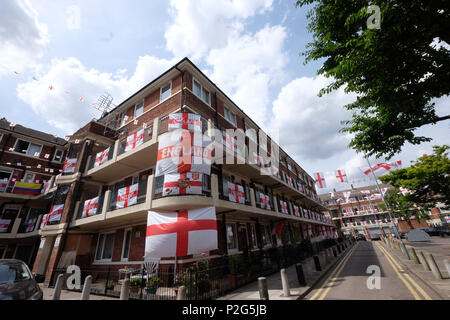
<box><xmin>313</xmin><ymin>255</ymin><xmax>322</xmax><ymax>271</ymax></box>
<box><xmin>295</xmin><ymin>263</ymin><xmax>307</xmax><ymax>286</ymax></box>
<box><xmin>332</xmin><ymin>248</ymin><xmax>337</xmax><ymax>257</ymax></box>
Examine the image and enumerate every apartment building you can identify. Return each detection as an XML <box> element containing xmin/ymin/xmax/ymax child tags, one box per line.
<box><xmin>0</xmin><ymin>118</ymin><xmax>66</xmax><ymax>266</ymax></box>
<box><xmin>31</xmin><ymin>58</ymin><xmax>336</xmax><ymax>285</ymax></box>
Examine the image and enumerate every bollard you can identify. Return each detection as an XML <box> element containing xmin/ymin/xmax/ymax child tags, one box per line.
<box><xmin>424</xmin><ymin>252</ymin><xmax>443</xmax><ymax>280</ymax></box>
<box><xmin>52</xmin><ymin>274</ymin><xmax>65</xmax><ymax>300</ymax></box>
<box><xmin>313</xmin><ymin>255</ymin><xmax>322</xmax><ymax>271</ymax></box>
<box><xmin>332</xmin><ymin>248</ymin><xmax>337</xmax><ymax>257</ymax></box>
<box><xmin>280</xmin><ymin>269</ymin><xmax>290</xmax><ymax>297</ymax></box>
<box><xmin>258</xmin><ymin>277</ymin><xmax>269</xmax><ymax>300</ymax></box>
<box><xmin>80</xmin><ymin>275</ymin><xmax>92</xmax><ymax>300</ymax></box>
<box><xmin>417</xmin><ymin>250</ymin><xmax>431</xmax><ymax>271</ymax></box>
<box><xmin>177</xmin><ymin>285</ymin><xmax>187</xmax><ymax>300</ymax></box>
<box><xmin>444</xmin><ymin>259</ymin><xmax>450</xmax><ymax>278</ymax></box>
<box><xmin>295</xmin><ymin>263</ymin><xmax>307</xmax><ymax>286</ymax></box>
<box><xmin>406</xmin><ymin>246</ymin><xmax>420</xmax><ymax>264</ymax></box>
<box><xmin>120</xmin><ymin>278</ymin><xmax>130</xmax><ymax>300</ymax></box>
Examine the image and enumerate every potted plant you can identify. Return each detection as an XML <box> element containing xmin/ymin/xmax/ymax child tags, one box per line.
<box><xmin>227</xmin><ymin>254</ymin><xmax>245</xmax><ymax>286</ymax></box>
<box><xmin>145</xmin><ymin>277</ymin><xmax>162</xmax><ymax>294</ymax></box>
<box><xmin>105</xmin><ymin>280</ymin><xmax>115</xmax><ymax>291</ymax></box>
<box><xmin>129</xmin><ymin>277</ymin><xmax>142</xmax><ymax>293</ymax></box>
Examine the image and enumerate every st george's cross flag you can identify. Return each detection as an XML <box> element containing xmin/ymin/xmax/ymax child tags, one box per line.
<box><xmin>227</xmin><ymin>182</ymin><xmax>245</xmax><ymax>204</ymax></box>
<box><xmin>116</xmin><ymin>184</ymin><xmax>139</xmax><ymax>209</ymax></box>
<box><xmin>363</xmin><ymin>160</ymin><xmax>402</xmax><ymax>176</ymax></box>
<box><xmin>40</xmin><ymin>214</ymin><xmax>49</xmax><ymax>229</ymax></box>
<box><xmin>335</xmin><ymin>170</ymin><xmax>348</xmax><ymax>183</ymax></box>
<box><xmin>25</xmin><ymin>218</ymin><xmax>37</xmax><ymax>232</ymax></box>
<box><xmin>271</xmin><ymin>165</ymin><xmax>281</xmax><ymax>179</ymax></box>
<box><xmin>297</xmin><ymin>180</ymin><xmax>304</xmax><ymax>193</ymax></box>
<box><xmin>293</xmin><ymin>205</ymin><xmax>300</xmax><ymax>217</ymax></box>
<box><xmin>252</xmin><ymin>152</ymin><xmax>264</xmax><ymax>168</ymax></box>
<box><xmin>125</xmin><ymin>129</ymin><xmax>145</xmax><ymax>152</ymax></box>
<box><xmin>259</xmin><ymin>192</ymin><xmax>271</xmax><ymax>210</ymax></box>
<box><xmin>94</xmin><ymin>147</ymin><xmax>110</xmax><ymax>167</ymax></box>
<box><xmin>48</xmin><ymin>204</ymin><xmax>64</xmax><ymax>223</ymax></box>
<box><xmin>145</xmin><ymin>207</ymin><xmax>217</xmax><ymax>258</ymax></box>
<box><xmin>0</xmin><ymin>219</ymin><xmax>11</xmax><ymax>233</ymax></box>
<box><xmin>0</xmin><ymin>179</ymin><xmax>8</xmax><ymax>192</ymax></box>
<box><xmin>279</xmin><ymin>201</ymin><xmax>289</xmax><ymax>214</ymax></box>
<box><xmin>343</xmin><ymin>191</ymin><xmax>351</xmax><ymax>203</ymax></box>
<box><xmin>62</xmin><ymin>158</ymin><xmax>77</xmax><ymax>174</ymax></box>
<box><xmin>313</xmin><ymin>172</ymin><xmax>326</xmax><ymax>189</ymax></box>
<box><xmin>223</xmin><ymin>131</ymin><xmax>237</xmax><ymax>153</ymax></box>
<box><xmin>286</xmin><ymin>175</ymin><xmax>294</xmax><ymax>188</ymax></box>
<box><xmin>82</xmin><ymin>196</ymin><xmax>99</xmax><ymax>218</ymax></box>
<box><xmin>163</xmin><ymin>173</ymin><xmax>202</xmax><ymax>196</ymax></box>
<box><xmin>303</xmin><ymin>208</ymin><xmax>309</xmax><ymax>219</ymax></box>
<box><xmin>168</xmin><ymin>113</ymin><xmax>201</xmax><ymax>132</ymax></box>
<box><xmin>381</xmin><ymin>187</ymin><xmax>388</xmax><ymax>196</ymax></box>
<box><xmin>156</xmin><ymin>130</ymin><xmax>212</xmax><ymax>177</ymax></box>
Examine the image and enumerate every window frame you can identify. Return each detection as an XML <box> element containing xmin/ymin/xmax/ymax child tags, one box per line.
<box><xmin>95</xmin><ymin>231</ymin><xmax>116</xmax><ymax>262</ymax></box>
<box><xmin>12</xmin><ymin>139</ymin><xmax>43</xmax><ymax>158</ymax></box>
<box><xmin>134</xmin><ymin>100</ymin><xmax>144</xmax><ymax>119</ymax></box>
<box><xmin>224</xmin><ymin>107</ymin><xmax>237</xmax><ymax>127</ymax></box>
<box><xmin>159</xmin><ymin>82</ymin><xmax>172</xmax><ymax>103</ymax></box>
<box><xmin>121</xmin><ymin>228</ymin><xmax>132</xmax><ymax>262</ymax></box>
<box><xmin>226</xmin><ymin>223</ymin><xmax>238</xmax><ymax>253</ymax></box>
<box><xmin>52</xmin><ymin>149</ymin><xmax>64</xmax><ymax>163</ymax></box>
<box><xmin>192</xmin><ymin>78</ymin><xmax>211</xmax><ymax>105</ymax></box>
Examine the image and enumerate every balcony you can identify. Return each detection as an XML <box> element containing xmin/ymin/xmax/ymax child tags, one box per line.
<box><xmin>0</xmin><ymin>216</ymin><xmax>41</xmax><ymax>239</ymax></box>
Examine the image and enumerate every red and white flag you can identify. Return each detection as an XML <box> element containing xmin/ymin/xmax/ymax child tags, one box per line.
<box><xmin>286</xmin><ymin>175</ymin><xmax>294</xmax><ymax>188</ymax></box>
<box><xmin>293</xmin><ymin>205</ymin><xmax>300</xmax><ymax>217</ymax></box>
<box><xmin>272</xmin><ymin>222</ymin><xmax>284</xmax><ymax>235</ymax></box>
<box><xmin>297</xmin><ymin>180</ymin><xmax>304</xmax><ymax>193</ymax></box>
<box><xmin>361</xmin><ymin>190</ymin><xmax>371</xmax><ymax>195</ymax></box>
<box><xmin>145</xmin><ymin>207</ymin><xmax>217</xmax><ymax>258</ymax></box>
<box><xmin>0</xmin><ymin>179</ymin><xmax>8</xmax><ymax>192</ymax></box>
<box><xmin>94</xmin><ymin>147</ymin><xmax>110</xmax><ymax>167</ymax></box>
<box><xmin>381</xmin><ymin>187</ymin><xmax>388</xmax><ymax>195</ymax></box>
<box><xmin>227</xmin><ymin>181</ymin><xmax>245</xmax><ymax>204</ymax></box>
<box><xmin>0</xmin><ymin>219</ymin><xmax>11</xmax><ymax>233</ymax></box>
<box><xmin>40</xmin><ymin>214</ymin><xmax>49</xmax><ymax>229</ymax></box>
<box><xmin>363</xmin><ymin>160</ymin><xmax>402</xmax><ymax>176</ymax></box>
<box><xmin>125</xmin><ymin>129</ymin><xmax>145</xmax><ymax>152</ymax></box>
<box><xmin>40</xmin><ymin>180</ymin><xmax>50</xmax><ymax>194</ymax></box>
<box><xmin>271</xmin><ymin>166</ymin><xmax>281</xmax><ymax>179</ymax></box>
<box><xmin>259</xmin><ymin>192</ymin><xmax>271</xmax><ymax>210</ymax></box>
<box><xmin>335</xmin><ymin>170</ymin><xmax>348</xmax><ymax>183</ymax></box>
<box><xmin>223</xmin><ymin>131</ymin><xmax>237</xmax><ymax>153</ymax></box>
<box><xmin>48</xmin><ymin>204</ymin><xmax>64</xmax><ymax>223</ymax></box>
<box><xmin>252</xmin><ymin>152</ymin><xmax>263</xmax><ymax>167</ymax></box>
<box><xmin>168</xmin><ymin>113</ymin><xmax>201</xmax><ymax>132</ymax></box>
<box><xmin>279</xmin><ymin>200</ymin><xmax>288</xmax><ymax>214</ymax></box>
<box><xmin>62</xmin><ymin>158</ymin><xmax>77</xmax><ymax>174</ymax></box>
<box><xmin>163</xmin><ymin>173</ymin><xmax>202</xmax><ymax>196</ymax></box>
<box><xmin>303</xmin><ymin>208</ymin><xmax>309</xmax><ymax>219</ymax></box>
<box><xmin>313</xmin><ymin>172</ymin><xmax>326</xmax><ymax>189</ymax></box>
<box><xmin>25</xmin><ymin>218</ymin><xmax>37</xmax><ymax>232</ymax></box>
<box><xmin>399</xmin><ymin>187</ymin><xmax>410</xmax><ymax>196</ymax></box>
<box><xmin>156</xmin><ymin>131</ymin><xmax>212</xmax><ymax>177</ymax></box>
<box><xmin>116</xmin><ymin>184</ymin><xmax>139</xmax><ymax>209</ymax></box>
<box><xmin>82</xmin><ymin>196</ymin><xmax>99</xmax><ymax>218</ymax></box>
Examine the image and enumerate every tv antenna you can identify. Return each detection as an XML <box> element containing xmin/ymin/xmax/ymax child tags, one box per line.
<box><xmin>94</xmin><ymin>92</ymin><xmax>116</xmax><ymax>116</ymax></box>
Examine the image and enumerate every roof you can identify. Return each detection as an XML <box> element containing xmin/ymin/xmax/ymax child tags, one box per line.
<box><xmin>0</xmin><ymin>118</ymin><xmax>67</xmax><ymax>146</ymax></box>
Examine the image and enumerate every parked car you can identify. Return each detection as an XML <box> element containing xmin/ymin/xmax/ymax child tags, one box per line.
<box><xmin>356</xmin><ymin>234</ymin><xmax>366</xmax><ymax>241</ymax></box>
<box><xmin>0</xmin><ymin>259</ymin><xmax>43</xmax><ymax>300</ymax></box>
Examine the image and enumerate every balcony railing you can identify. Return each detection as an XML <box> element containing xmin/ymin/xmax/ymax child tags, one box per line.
<box><xmin>118</xmin><ymin>124</ymin><xmax>153</xmax><ymax>156</ymax></box>
<box><xmin>153</xmin><ymin>174</ymin><xmax>212</xmax><ymax>199</ymax></box>
<box><xmin>87</xmin><ymin>144</ymin><xmax>116</xmax><ymax>171</ymax></box>
<box><xmin>254</xmin><ymin>190</ymin><xmax>275</xmax><ymax>212</ymax></box>
<box><xmin>218</xmin><ymin>177</ymin><xmax>251</xmax><ymax>206</ymax></box>
<box><xmin>76</xmin><ymin>194</ymin><xmax>105</xmax><ymax>219</ymax></box>
<box><xmin>108</xmin><ymin>180</ymin><xmax>147</xmax><ymax>211</ymax></box>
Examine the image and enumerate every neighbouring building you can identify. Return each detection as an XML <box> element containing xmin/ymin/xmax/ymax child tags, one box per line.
<box><xmin>31</xmin><ymin>57</ymin><xmax>336</xmax><ymax>287</ymax></box>
<box><xmin>0</xmin><ymin>118</ymin><xmax>66</xmax><ymax>267</ymax></box>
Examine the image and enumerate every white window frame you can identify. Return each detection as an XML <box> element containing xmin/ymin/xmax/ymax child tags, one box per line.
<box><xmin>121</xmin><ymin>228</ymin><xmax>132</xmax><ymax>262</ymax></box>
<box><xmin>52</xmin><ymin>149</ymin><xmax>64</xmax><ymax>163</ymax></box>
<box><xmin>192</xmin><ymin>78</ymin><xmax>211</xmax><ymax>105</ymax></box>
<box><xmin>224</xmin><ymin>107</ymin><xmax>237</xmax><ymax>127</ymax></box>
<box><xmin>160</xmin><ymin>81</ymin><xmax>172</xmax><ymax>103</ymax></box>
<box><xmin>22</xmin><ymin>172</ymin><xmax>36</xmax><ymax>183</ymax></box>
<box><xmin>134</xmin><ymin>100</ymin><xmax>144</xmax><ymax>119</ymax></box>
<box><xmin>95</xmin><ymin>231</ymin><xmax>116</xmax><ymax>262</ymax></box>
<box><xmin>12</xmin><ymin>139</ymin><xmax>43</xmax><ymax>158</ymax></box>
<box><xmin>226</xmin><ymin>223</ymin><xmax>238</xmax><ymax>253</ymax></box>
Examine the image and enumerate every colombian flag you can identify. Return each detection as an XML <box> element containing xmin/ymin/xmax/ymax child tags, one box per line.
<box><xmin>12</xmin><ymin>182</ymin><xmax>42</xmax><ymax>195</ymax></box>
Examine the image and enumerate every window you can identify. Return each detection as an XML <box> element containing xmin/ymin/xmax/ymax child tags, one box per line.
<box><xmin>226</xmin><ymin>223</ymin><xmax>237</xmax><ymax>250</ymax></box>
<box><xmin>121</xmin><ymin>229</ymin><xmax>132</xmax><ymax>261</ymax></box>
<box><xmin>244</xmin><ymin>123</ymin><xmax>257</xmax><ymax>142</ymax></box>
<box><xmin>120</xmin><ymin>113</ymin><xmax>127</xmax><ymax>127</ymax></box>
<box><xmin>0</xmin><ymin>170</ymin><xmax>11</xmax><ymax>181</ymax></box>
<box><xmin>23</xmin><ymin>173</ymin><xmax>35</xmax><ymax>183</ymax></box>
<box><xmin>53</xmin><ymin>149</ymin><xmax>63</xmax><ymax>163</ymax></box>
<box><xmin>160</xmin><ymin>83</ymin><xmax>172</xmax><ymax>102</ymax></box>
<box><xmin>224</xmin><ymin>107</ymin><xmax>237</xmax><ymax>126</ymax></box>
<box><xmin>134</xmin><ymin>101</ymin><xmax>144</xmax><ymax>118</ymax></box>
<box><xmin>250</xmin><ymin>224</ymin><xmax>258</xmax><ymax>249</ymax></box>
<box><xmin>262</xmin><ymin>225</ymin><xmax>272</xmax><ymax>246</ymax></box>
<box><xmin>192</xmin><ymin>79</ymin><xmax>210</xmax><ymax>105</ymax></box>
<box><xmin>95</xmin><ymin>232</ymin><xmax>115</xmax><ymax>261</ymax></box>
<box><xmin>13</xmin><ymin>139</ymin><xmax>42</xmax><ymax>157</ymax></box>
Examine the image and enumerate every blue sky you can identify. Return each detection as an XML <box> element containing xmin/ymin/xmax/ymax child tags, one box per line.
<box><xmin>1</xmin><ymin>0</ymin><xmax>448</xmax><ymax>193</ymax></box>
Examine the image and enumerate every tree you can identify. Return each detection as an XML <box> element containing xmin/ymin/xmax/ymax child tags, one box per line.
<box><xmin>295</xmin><ymin>1</ymin><xmax>450</xmax><ymax>159</ymax></box>
<box><xmin>379</xmin><ymin>189</ymin><xmax>427</xmax><ymax>230</ymax></box>
<box><xmin>379</xmin><ymin>145</ymin><xmax>450</xmax><ymax>209</ymax></box>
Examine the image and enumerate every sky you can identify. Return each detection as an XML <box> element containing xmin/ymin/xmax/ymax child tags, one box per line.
<box><xmin>1</xmin><ymin>0</ymin><xmax>448</xmax><ymax>194</ymax></box>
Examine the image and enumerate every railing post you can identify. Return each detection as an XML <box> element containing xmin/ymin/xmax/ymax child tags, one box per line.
<box><xmin>80</xmin><ymin>275</ymin><xmax>92</xmax><ymax>300</ymax></box>
<box><xmin>52</xmin><ymin>274</ymin><xmax>65</xmax><ymax>300</ymax></box>
<box><xmin>258</xmin><ymin>277</ymin><xmax>269</xmax><ymax>300</ymax></box>
<box><xmin>280</xmin><ymin>268</ymin><xmax>290</xmax><ymax>297</ymax></box>
<box><xmin>102</xmin><ymin>190</ymin><xmax>112</xmax><ymax>215</ymax></box>
<box><xmin>120</xmin><ymin>278</ymin><xmax>130</xmax><ymax>300</ymax></box>
<box><xmin>145</xmin><ymin>174</ymin><xmax>155</xmax><ymax>208</ymax></box>
<box><xmin>84</xmin><ymin>155</ymin><xmax>92</xmax><ymax>174</ymax></box>
<box><xmin>153</xmin><ymin>117</ymin><xmax>160</xmax><ymax>139</ymax></box>
<box><xmin>313</xmin><ymin>255</ymin><xmax>322</xmax><ymax>271</ymax></box>
<box><xmin>112</xmin><ymin>140</ymin><xmax>120</xmax><ymax>162</ymax></box>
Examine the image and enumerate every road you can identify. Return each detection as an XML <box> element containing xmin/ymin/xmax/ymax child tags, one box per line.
<box><xmin>303</xmin><ymin>241</ymin><xmax>442</xmax><ymax>300</ymax></box>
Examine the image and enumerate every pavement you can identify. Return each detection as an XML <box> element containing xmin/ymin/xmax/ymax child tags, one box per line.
<box><xmin>39</xmin><ymin>284</ymin><xmax>119</xmax><ymax>300</ymax></box>
<box><xmin>218</xmin><ymin>241</ymin><xmax>355</xmax><ymax>300</ymax></box>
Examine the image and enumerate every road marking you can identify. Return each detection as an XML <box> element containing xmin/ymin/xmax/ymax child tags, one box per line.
<box><xmin>308</xmin><ymin>243</ymin><xmax>358</xmax><ymax>300</ymax></box>
<box><xmin>376</xmin><ymin>243</ymin><xmax>432</xmax><ymax>300</ymax></box>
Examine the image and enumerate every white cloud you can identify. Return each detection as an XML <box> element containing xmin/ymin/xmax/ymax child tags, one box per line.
<box><xmin>165</xmin><ymin>0</ymin><xmax>273</xmax><ymax>60</ymax></box>
<box><xmin>271</xmin><ymin>75</ymin><xmax>357</xmax><ymax>162</ymax></box>
<box><xmin>0</xmin><ymin>0</ymin><xmax>49</xmax><ymax>76</ymax></box>
<box><xmin>16</xmin><ymin>56</ymin><xmax>178</xmax><ymax>134</ymax></box>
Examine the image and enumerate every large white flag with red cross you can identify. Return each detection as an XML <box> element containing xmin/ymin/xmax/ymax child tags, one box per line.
<box><xmin>0</xmin><ymin>219</ymin><xmax>11</xmax><ymax>233</ymax></box>
<box><xmin>25</xmin><ymin>218</ymin><xmax>37</xmax><ymax>232</ymax></box>
<box><xmin>163</xmin><ymin>173</ymin><xmax>202</xmax><ymax>196</ymax></box>
<box><xmin>279</xmin><ymin>200</ymin><xmax>288</xmax><ymax>214</ymax></box>
<box><xmin>48</xmin><ymin>204</ymin><xmax>64</xmax><ymax>223</ymax></box>
<box><xmin>82</xmin><ymin>196</ymin><xmax>99</xmax><ymax>218</ymax></box>
<box><xmin>168</xmin><ymin>113</ymin><xmax>201</xmax><ymax>132</ymax></box>
<box><xmin>62</xmin><ymin>158</ymin><xmax>77</xmax><ymax>174</ymax></box>
<box><xmin>296</xmin><ymin>180</ymin><xmax>304</xmax><ymax>193</ymax></box>
<box><xmin>156</xmin><ymin>130</ymin><xmax>212</xmax><ymax>177</ymax></box>
<box><xmin>125</xmin><ymin>129</ymin><xmax>145</xmax><ymax>152</ymax></box>
<box><xmin>271</xmin><ymin>165</ymin><xmax>281</xmax><ymax>179</ymax></box>
<box><xmin>258</xmin><ymin>192</ymin><xmax>271</xmax><ymax>210</ymax></box>
<box><xmin>363</xmin><ymin>160</ymin><xmax>402</xmax><ymax>176</ymax></box>
<box><xmin>40</xmin><ymin>214</ymin><xmax>49</xmax><ymax>229</ymax></box>
<box><xmin>335</xmin><ymin>169</ymin><xmax>348</xmax><ymax>183</ymax></box>
<box><xmin>313</xmin><ymin>172</ymin><xmax>326</xmax><ymax>189</ymax></box>
<box><xmin>293</xmin><ymin>205</ymin><xmax>300</xmax><ymax>217</ymax></box>
<box><xmin>145</xmin><ymin>207</ymin><xmax>218</xmax><ymax>258</ymax></box>
<box><xmin>223</xmin><ymin>131</ymin><xmax>237</xmax><ymax>153</ymax></box>
<box><xmin>94</xmin><ymin>147</ymin><xmax>110</xmax><ymax>167</ymax></box>
<box><xmin>116</xmin><ymin>184</ymin><xmax>139</xmax><ymax>209</ymax></box>
<box><xmin>286</xmin><ymin>175</ymin><xmax>294</xmax><ymax>188</ymax></box>
<box><xmin>227</xmin><ymin>181</ymin><xmax>245</xmax><ymax>204</ymax></box>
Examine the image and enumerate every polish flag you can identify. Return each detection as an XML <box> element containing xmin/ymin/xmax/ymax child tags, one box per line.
<box><xmin>156</xmin><ymin>130</ymin><xmax>212</xmax><ymax>177</ymax></box>
<box><xmin>313</xmin><ymin>172</ymin><xmax>326</xmax><ymax>189</ymax></box>
<box><xmin>145</xmin><ymin>207</ymin><xmax>217</xmax><ymax>258</ymax></box>
<box><xmin>82</xmin><ymin>197</ymin><xmax>99</xmax><ymax>218</ymax></box>
<box><xmin>168</xmin><ymin>113</ymin><xmax>201</xmax><ymax>132</ymax></box>
<box><xmin>94</xmin><ymin>147</ymin><xmax>110</xmax><ymax>167</ymax></box>
<box><xmin>227</xmin><ymin>181</ymin><xmax>245</xmax><ymax>204</ymax></box>
<box><xmin>125</xmin><ymin>129</ymin><xmax>145</xmax><ymax>152</ymax></box>
<box><xmin>279</xmin><ymin>201</ymin><xmax>288</xmax><ymax>214</ymax></box>
<box><xmin>62</xmin><ymin>158</ymin><xmax>77</xmax><ymax>174</ymax></box>
<box><xmin>116</xmin><ymin>184</ymin><xmax>139</xmax><ymax>209</ymax></box>
<box><xmin>48</xmin><ymin>204</ymin><xmax>64</xmax><ymax>223</ymax></box>
<box><xmin>163</xmin><ymin>173</ymin><xmax>202</xmax><ymax>196</ymax></box>
<box><xmin>0</xmin><ymin>219</ymin><xmax>11</xmax><ymax>233</ymax></box>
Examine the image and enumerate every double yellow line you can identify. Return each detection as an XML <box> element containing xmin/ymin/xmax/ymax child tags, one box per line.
<box><xmin>375</xmin><ymin>242</ymin><xmax>431</xmax><ymax>300</ymax></box>
<box><xmin>308</xmin><ymin>243</ymin><xmax>358</xmax><ymax>300</ymax></box>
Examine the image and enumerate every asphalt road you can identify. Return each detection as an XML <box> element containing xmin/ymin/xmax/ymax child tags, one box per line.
<box><xmin>304</xmin><ymin>241</ymin><xmax>442</xmax><ymax>300</ymax></box>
